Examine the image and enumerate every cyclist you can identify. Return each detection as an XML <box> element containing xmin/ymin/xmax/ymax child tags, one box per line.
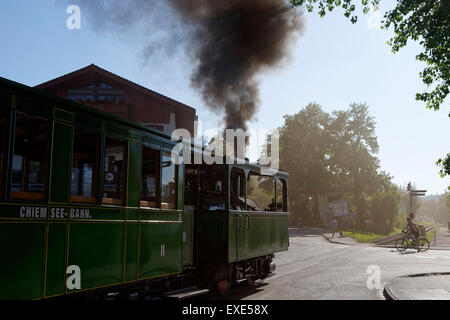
<box><xmin>403</xmin><ymin>217</ymin><xmax>419</xmax><ymax>248</ymax></box>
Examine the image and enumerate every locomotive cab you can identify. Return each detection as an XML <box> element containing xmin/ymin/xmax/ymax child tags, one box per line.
<box><xmin>185</xmin><ymin>161</ymin><xmax>289</xmax><ymax>294</ymax></box>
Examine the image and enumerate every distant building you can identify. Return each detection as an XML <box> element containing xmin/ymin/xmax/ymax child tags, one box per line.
<box><xmin>35</xmin><ymin>64</ymin><xmax>197</xmax><ymax>135</ymax></box>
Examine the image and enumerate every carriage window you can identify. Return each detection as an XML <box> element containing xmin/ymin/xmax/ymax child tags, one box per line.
<box><xmin>230</xmin><ymin>168</ymin><xmax>246</xmax><ymax>210</ymax></box>
<box><xmin>11</xmin><ymin>113</ymin><xmax>50</xmax><ymax>201</ymax></box>
<box><xmin>0</xmin><ymin>114</ymin><xmax>6</xmax><ymax>198</ymax></box>
<box><xmin>247</xmin><ymin>174</ymin><xmax>276</xmax><ymax>212</ymax></box>
<box><xmin>102</xmin><ymin>137</ymin><xmax>127</xmax><ymax>206</ymax></box>
<box><xmin>141</xmin><ymin>146</ymin><xmax>159</xmax><ymax>208</ymax></box>
<box><xmin>276</xmin><ymin>179</ymin><xmax>287</xmax><ymax>212</ymax></box>
<box><xmin>161</xmin><ymin>152</ymin><xmax>177</xmax><ymax>209</ymax></box>
<box><xmin>71</xmin><ymin>129</ymin><xmax>99</xmax><ymax>204</ymax></box>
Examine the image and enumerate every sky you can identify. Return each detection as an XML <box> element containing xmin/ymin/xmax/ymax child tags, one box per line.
<box><xmin>0</xmin><ymin>0</ymin><xmax>449</xmax><ymax>194</ymax></box>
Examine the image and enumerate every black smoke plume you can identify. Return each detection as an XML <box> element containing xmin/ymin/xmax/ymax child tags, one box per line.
<box><xmin>74</xmin><ymin>0</ymin><xmax>303</xmax><ymax>130</ymax></box>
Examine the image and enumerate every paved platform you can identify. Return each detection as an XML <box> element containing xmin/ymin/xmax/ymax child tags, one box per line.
<box><xmin>384</xmin><ymin>273</ymin><xmax>450</xmax><ymax>300</ymax></box>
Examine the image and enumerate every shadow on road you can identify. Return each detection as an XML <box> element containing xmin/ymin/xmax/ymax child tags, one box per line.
<box><xmin>210</xmin><ymin>282</ymin><xmax>269</xmax><ymax>300</ymax></box>
<box><xmin>288</xmin><ymin>227</ymin><xmax>329</xmax><ymax>238</ymax></box>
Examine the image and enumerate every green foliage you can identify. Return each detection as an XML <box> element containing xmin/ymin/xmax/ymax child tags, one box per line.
<box><xmin>289</xmin><ymin>0</ymin><xmax>380</xmax><ymax>23</ymax></box>
<box><xmin>369</xmin><ymin>188</ymin><xmax>400</xmax><ymax>234</ymax></box>
<box><xmin>383</xmin><ymin>1</ymin><xmax>450</xmax><ymax>113</ymax></box>
<box><xmin>437</xmin><ymin>154</ymin><xmax>450</xmax><ymax>183</ymax></box>
<box><xmin>273</xmin><ymin>102</ymin><xmax>400</xmax><ymax>228</ymax></box>
<box><xmin>342</xmin><ymin>230</ymin><xmax>389</xmax><ymax>243</ymax></box>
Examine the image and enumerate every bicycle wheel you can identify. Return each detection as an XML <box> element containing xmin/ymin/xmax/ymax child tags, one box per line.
<box><xmin>395</xmin><ymin>238</ymin><xmax>408</xmax><ymax>252</ymax></box>
<box><xmin>418</xmin><ymin>238</ymin><xmax>430</xmax><ymax>252</ymax></box>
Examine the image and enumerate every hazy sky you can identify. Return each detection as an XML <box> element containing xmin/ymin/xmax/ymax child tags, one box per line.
<box><xmin>0</xmin><ymin>0</ymin><xmax>448</xmax><ymax>193</ymax></box>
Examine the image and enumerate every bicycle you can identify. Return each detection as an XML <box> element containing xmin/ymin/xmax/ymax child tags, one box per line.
<box><xmin>395</xmin><ymin>232</ymin><xmax>430</xmax><ymax>253</ymax></box>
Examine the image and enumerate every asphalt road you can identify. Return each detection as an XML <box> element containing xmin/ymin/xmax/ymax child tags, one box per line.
<box><xmin>220</xmin><ymin>226</ymin><xmax>450</xmax><ymax>300</ymax></box>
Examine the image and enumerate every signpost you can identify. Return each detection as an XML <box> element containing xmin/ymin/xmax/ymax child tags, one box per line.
<box><xmin>407</xmin><ymin>182</ymin><xmax>427</xmax><ymax>214</ymax></box>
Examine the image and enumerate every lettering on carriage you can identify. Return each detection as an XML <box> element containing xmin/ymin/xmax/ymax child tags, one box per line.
<box><xmin>70</xmin><ymin>208</ymin><xmax>91</xmax><ymax>219</ymax></box>
<box><xmin>19</xmin><ymin>206</ymin><xmax>47</xmax><ymax>218</ymax></box>
<box><xmin>50</xmin><ymin>207</ymin><xmax>68</xmax><ymax>219</ymax></box>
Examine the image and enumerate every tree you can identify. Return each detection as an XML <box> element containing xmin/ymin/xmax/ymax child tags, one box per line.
<box><xmin>370</xmin><ymin>188</ymin><xmax>400</xmax><ymax>234</ymax></box>
<box><xmin>437</xmin><ymin>154</ymin><xmax>450</xmax><ymax>181</ymax></box>
<box><xmin>277</xmin><ymin>103</ymin><xmax>333</xmax><ymax>225</ymax></box>
<box><xmin>327</xmin><ymin>103</ymin><xmax>381</xmax><ymax>227</ymax></box>
<box><xmin>289</xmin><ymin>0</ymin><xmax>450</xmax><ymax>181</ymax></box>
<box><xmin>446</xmin><ymin>192</ymin><xmax>450</xmax><ymax>218</ymax></box>
<box><xmin>274</xmin><ymin>102</ymin><xmax>388</xmax><ymax>227</ymax></box>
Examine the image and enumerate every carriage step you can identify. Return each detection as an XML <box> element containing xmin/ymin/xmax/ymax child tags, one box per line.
<box><xmin>164</xmin><ymin>287</ymin><xmax>209</xmax><ymax>300</ymax></box>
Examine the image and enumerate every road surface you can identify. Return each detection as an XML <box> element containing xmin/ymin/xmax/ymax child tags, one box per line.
<box><xmin>219</xmin><ymin>226</ymin><xmax>450</xmax><ymax>300</ymax></box>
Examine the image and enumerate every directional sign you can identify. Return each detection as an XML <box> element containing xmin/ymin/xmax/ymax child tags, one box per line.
<box><xmin>411</xmin><ymin>188</ymin><xmax>426</xmax><ymax>198</ymax></box>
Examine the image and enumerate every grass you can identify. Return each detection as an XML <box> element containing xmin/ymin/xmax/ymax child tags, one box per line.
<box><xmin>341</xmin><ymin>230</ymin><xmax>389</xmax><ymax>243</ymax></box>
<box><xmin>342</xmin><ymin>226</ymin><xmax>439</xmax><ymax>244</ymax></box>
<box><xmin>341</xmin><ymin>228</ymin><xmax>403</xmax><ymax>243</ymax></box>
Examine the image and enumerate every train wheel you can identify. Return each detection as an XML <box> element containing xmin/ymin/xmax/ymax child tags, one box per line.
<box><xmin>216</xmin><ymin>279</ymin><xmax>231</xmax><ymax>296</ymax></box>
<box><xmin>246</xmin><ymin>277</ymin><xmax>257</xmax><ymax>288</ymax></box>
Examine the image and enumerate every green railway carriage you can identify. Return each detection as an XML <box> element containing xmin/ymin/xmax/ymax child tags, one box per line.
<box><xmin>0</xmin><ymin>76</ymin><xmax>289</xmax><ymax>299</ymax></box>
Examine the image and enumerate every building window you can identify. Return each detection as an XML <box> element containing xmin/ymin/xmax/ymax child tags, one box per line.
<box><xmin>98</xmin><ymin>95</ymin><xmax>124</xmax><ymax>104</ymax></box>
<box><xmin>102</xmin><ymin>137</ymin><xmax>127</xmax><ymax>206</ymax></box>
<box><xmin>67</xmin><ymin>94</ymin><xmax>94</xmax><ymax>102</ymax></box>
<box><xmin>71</xmin><ymin>129</ymin><xmax>99</xmax><ymax>204</ymax></box>
<box><xmin>141</xmin><ymin>146</ymin><xmax>159</xmax><ymax>208</ymax></box>
<box><xmin>161</xmin><ymin>152</ymin><xmax>177</xmax><ymax>209</ymax></box>
<box><xmin>247</xmin><ymin>174</ymin><xmax>276</xmax><ymax>212</ymax></box>
<box><xmin>99</xmin><ymin>82</ymin><xmax>113</xmax><ymax>89</ymax></box>
<box><xmin>11</xmin><ymin>113</ymin><xmax>50</xmax><ymax>201</ymax></box>
<box><xmin>0</xmin><ymin>113</ymin><xmax>6</xmax><ymax>198</ymax></box>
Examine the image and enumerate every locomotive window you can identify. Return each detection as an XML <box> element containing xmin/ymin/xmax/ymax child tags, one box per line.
<box><xmin>102</xmin><ymin>137</ymin><xmax>127</xmax><ymax>206</ymax></box>
<box><xmin>247</xmin><ymin>174</ymin><xmax>276</xmax><ymax>212</ymax></box>
<box><xmin>11</xmin><ymin>113</ymin><xmax>50</xmax><ymax>201</ymax></box>
<box><xmin>230</xmin><ymin>168</ymin><xmax>246</xmax><ymax>210</ymax></box>
<box><xmin>199</xmin><ymin>165</ymin><xmax>225</xmax><ymax>211</ymax></box>
<box><xmin>161</xmin><ymin>152</ymin><xmax>177</xmax><ymax>209</ymax></box>
<box><xmin>276</xmin><ymin>179</ymin><xmax>287</xmax><ymax>212</ymax></box>
<box><xmin>0</xmin><ymin>113</ymin><xmax>6</xmax><ymax>198</ymax></box>
<box><xmin>71</xmin><ymin>129</ymin><xmax>99</xmax><ymax>204</ymax></box>
<box><xmin>141</xmin><ymin>146</ymin><xmax>159</xmax><ymax>208</ymax></box>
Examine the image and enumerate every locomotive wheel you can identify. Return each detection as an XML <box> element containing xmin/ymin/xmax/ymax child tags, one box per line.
<box><xmin>246</xmin><ymin>277</ymin><xmax>257</xmax><ymax>288</ymax></box>
<box><xmin>216</xmin><ymin>279</ymin><xmax>231</xmax><ymax>296</ymax></box>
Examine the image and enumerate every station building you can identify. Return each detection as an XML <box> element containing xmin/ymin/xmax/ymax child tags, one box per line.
<box><xmin>35</xmin><ymin>64</ymin><xmax>197</xmax><ymax>136</ymax></box>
